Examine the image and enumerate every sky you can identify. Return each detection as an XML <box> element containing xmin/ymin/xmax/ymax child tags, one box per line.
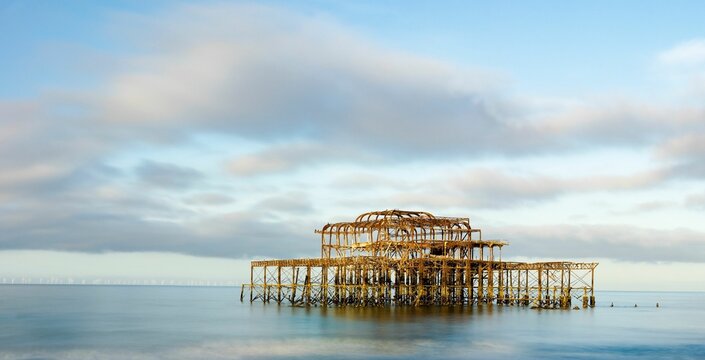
<box><xmin>1</xmin><ymin>1</ymin><xmax>705</xmax><ymax>290</ymax></box>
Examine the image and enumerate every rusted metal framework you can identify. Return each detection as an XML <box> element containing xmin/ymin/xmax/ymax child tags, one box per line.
<box><xmin>242</xmin><ymin>210</ymin><xmax>597</xmax><ymax>308</ymax></box>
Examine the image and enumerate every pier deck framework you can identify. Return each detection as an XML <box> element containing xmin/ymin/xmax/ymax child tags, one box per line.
<box><xmin>242</xmin><ymin>210</ymin><xmax>597</xmax><ymax>308</ymax></box>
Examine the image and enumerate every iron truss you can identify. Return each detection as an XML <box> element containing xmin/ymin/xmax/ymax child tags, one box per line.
<box><xmin>242</xmin><ymin>210</ymin><xmax>597</xmax><ymax>308</ymax></box>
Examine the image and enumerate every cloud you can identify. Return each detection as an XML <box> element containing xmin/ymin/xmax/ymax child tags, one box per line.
<box><xmin>656</xmin><ymin>133</ymin><xmax>705</xmax><ymax>180</ymax></box>
<box><xmin>228</xmin><ymin>143</ymin><xmax>330</xmax><ymax>176</ymax></box>
<box><xmin>94</xmin><ymin>3</ymin><xmax>517</xmax><ymax>157</ymax></box>
<box><xmin>618</xmin><ymin>200</ymin><xmax>677</xmax><ymax>214</ymax></box>
<box><xmin>5</xmin><ymin>4</ymin><xmax>702</xmax><ymax>179</ymax></box>
<box><xmin>0</xmin><ymin>200</ymin><xmax>317</xmax><ymax>258</ymax></box>
<box><xmin>0</xmin><ymin>163</ymin><xmax>70</xmax><ymax>189</ymax></box>
<box><xmin>685</xmin><ymin>193</ymin><xmax>705</xmax><ymax>209</ymax></box>
<box><xmin>655</xmin><ymin>38</ymin><xmax>705</xmax><ymax>97</ymax></box>
<box><xmin>254</xmin><ymin>192</ymin><xmax>314</xmax><ymax>214</ymax></box>
<box><xmin>658</xmin><ymin>39</ymin><xmax>705</xmax><ymax>66</ymax></box>
<box><xmin>227</xmin><ymin>142</ymin><xmax>382</xmax><ymax>176</ymax></box>
<box><xmin>1</xmin><ymin>3</ymin><xmax>704</xmax><ymax>263</ymax></box>
<box><xmin>183</xmin><ymin>193</ymin><xmax>235</xmax><ymax>206</ymax></box>
<box><xmin>496</xmin><ymin>224</ymin><xmax>705</xmax><ymax>263</ymax></box>
<box><xmin>453</xmin><ymin>167</ymin><xmax>664</xmax><ymax>202</ymax></box>
<box><xmin>382</xmin><ymin>166</ymin><xmax>668</xmax><ymax>209</ymax></box>
<box><xmin>135</xmin><ymin>160</ymin><xmax>204</xmax><ymax>189</ymax></box>
<box><xmin>185</xmin><ymin>210</ymin><xmax>318</xmax><ymax>257</ymax></box>
<box><xmin>657</xmin><ymin>133</ymin><xmax>705</xmax><ymax>160</ymax></box>
<box><xmin>92</xmin><ymin>3</ymin><xmax>703</xmax><ymax>160</ymax></box>
<box><xmin>0</xmin><ymin>101</ymin><xmax>109</xmax><ymax>197</ymax></box>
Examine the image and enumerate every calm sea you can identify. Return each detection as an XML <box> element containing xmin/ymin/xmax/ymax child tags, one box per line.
<box><xmin>1</xmin><ymin>285</ymin><xmax>704</xmax><ymax>359</ymax></box>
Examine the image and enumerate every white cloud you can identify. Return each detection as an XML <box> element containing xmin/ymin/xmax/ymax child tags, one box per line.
<box><xmin>0</xmin><ymin>250</ymin><xmax>250</xmax><ymax>282</ymax></box>
<box><xmin>496</xmin><ymin>224</ymin><xmax>705</xmax><ymax>263</ymax></box>
<box><xmin>183</xmin><ymin>193</ymin><xmax>235</xmax><ymax>206</ymax></box>
<box><xmin>656</xmin><ymin>133</ymin><xmax>705</xmax><ymax>160</ymax></box>
<box><xmin>658</xmin><ymin>39</ymin><xmax>705</xmax><ymax>66</ymax></box>
<box><xmin>381</xmin><ymin>166</ymin><xmax>668</xmax><ymax>209</ymax></box>
<box><xmin>685</xmin><ymin>192</ymin><xmax>705</xmax><ymax>209</ymax></box>
<box><xmin>105</xmin><ymin>42</ymin><xmax>242</xmax><ymax>124</ymax></box>
<box><xmin>135</xmin><ymin>160</ymin><xmax>204</xmax><ymax>189</ymax></box>
<box><xmin>0</xmin><ymin>3</ymin><xmax>704</xmax><ymax>273</ymax></box>
<box><xmin>227</xmin><ymin>143</ymin><xmax>327</xmax><ymax>176</ymax></box>
<box><xmin>0</xmin><ymin>163</ymin><xmax>70</xmax><ymax>188</ymax></box>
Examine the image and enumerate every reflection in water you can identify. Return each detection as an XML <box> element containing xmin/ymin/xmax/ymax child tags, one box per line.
<box><xmin>0</xmin><ymin>286</ymin><xmax>704</xmax><ymax>359</ymax></box>
<box><xmin>321</xmin><ymin>303</ymin><xmax>499</xmax><ymax>325</ymax></box>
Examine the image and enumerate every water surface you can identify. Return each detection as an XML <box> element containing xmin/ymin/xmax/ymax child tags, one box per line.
<box><xmin>1</xmin><ymin>285</ymin><xmax>703</xmax><ymax>359</ymax></box>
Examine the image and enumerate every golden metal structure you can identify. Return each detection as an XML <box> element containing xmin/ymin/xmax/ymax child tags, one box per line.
<box><xmin>241</xmin><ymin>210</ymin><xmax>597</xmax><ymax>308</ymax></box>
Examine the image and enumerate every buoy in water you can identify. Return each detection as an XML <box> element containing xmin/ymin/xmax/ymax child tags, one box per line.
<box><xmin>634</xmin><ymin>304</ymin><xmax>637</xmax><ymax>307</ymax></box>
<box><xmin>656</xmin><ymin>302</ymin><xmax>659</xmax><ymax>308</ymax></box>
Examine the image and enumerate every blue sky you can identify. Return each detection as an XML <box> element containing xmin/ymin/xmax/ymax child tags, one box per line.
<box><xmin>1</xmin><ymin>1</ymin><xmax>705</xmax><ymax>290</ymax></box>
<box><xmin>4</xmin><ymin>1</ymin><xmax>705</xmax><ymax>97</ymax></box>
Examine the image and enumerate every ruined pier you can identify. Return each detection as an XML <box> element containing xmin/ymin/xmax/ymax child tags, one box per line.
<box><xmin>242</xmin><ymin>210</ymin><xmax>597</xmax><ymax>308</ymax></box>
